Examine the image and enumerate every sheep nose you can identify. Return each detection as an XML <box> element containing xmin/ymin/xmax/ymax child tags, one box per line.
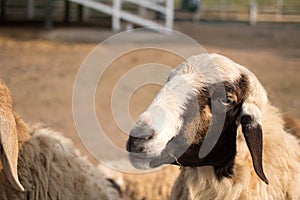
<box><xmin>130</xmin><ymin>123</ymin><xmax>155</xmax><ymax>139</ymax></box>
<box><xmin>126</xmin><ymin>125</ymin><xmax>155</xmax><ymax>153</ymax></box>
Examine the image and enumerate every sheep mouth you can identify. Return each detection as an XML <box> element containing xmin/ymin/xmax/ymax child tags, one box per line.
<box><xmin>128</xmin><ymin>153</ymin><xmax>174</xmax><ymax>169</ymax></box>
<box><xmin>127</xmin><ymin>134</ymin><xmax>204</xmax><ymax>169</ymax></box>
<box><xmin>128</xmin><ymin>152</ymin><xmax>151</xmax><ymax>161</ymax></box>
<box><xmin>128</xmin><ymin>153</ymin><xmax>157</xmax><ymax>169</ymax></box>
<box><xmin>128</xmin><ymin>149</ymin><xmax>176</xmax><ymax>169</ymax></box>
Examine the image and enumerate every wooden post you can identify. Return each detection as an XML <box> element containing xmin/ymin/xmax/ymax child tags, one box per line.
<box><xmin>276</xmin><ymin>0</ymin><xmax>283</xmax><ymax>17</ymax></box>
<box><xmin>1</xmin><ymin>0</ymin><xmax>7</xmax><ymax>22</ymax></box>
<box><xmin>77</xmin><ymin>4</ymin><xmax>83</xmax><ymax>22</ymax></box>
<box><xmin>27</xmin><ymin>0</ymin><xmax>34</xmax><ymax>19</ymax></box>
<box><xmin>44</xmin><ymin>0</ymin><xmax>53</xmax><ymax>29</ymax></box>
<box><xmin>249</xmin><ymin>0</ymin><xmax>257</xmax><ymax>26</ymax></box>
<box><xmin>193</xmin><ymin>0</ymin><xmax>202</xmax><ymax>22</ymax></box>
<box><xmin>112</xmin><ymin>0</ymin><xmax>121</xmax><ymax>32</ymax></box>
<box><xmin>64</xmin><ymin>0</ymin><xmax>70</xmax><ymax>23</ymax></box>
<box><xmin>138</xmin><ymin>5</ymin><xmax>147</xmax><ymax>18</ymax></box>
<box><xmin>165</xmin><ymin>0</ymin><xmax>174</xmax><ymax>29</ymax></box>
<box><xmin>83</xmin><ymin>7</ymin><xmax>90</xmax><ymax>21</ymax></box>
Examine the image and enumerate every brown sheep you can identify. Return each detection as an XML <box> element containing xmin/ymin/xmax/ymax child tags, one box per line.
<box><xmin>0</xmin><ymin>80</ymin><xmax>121</xmax><ymax>200</ymax></box>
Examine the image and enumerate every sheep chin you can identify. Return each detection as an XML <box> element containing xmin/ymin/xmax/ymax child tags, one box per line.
<box><xmin>128</xmin><ymin>153</ymin><xmax>152</xmax><ymax>170</ymax></box>
<box><xmin>149</xmin><ymin>155</ymin><xmax>176</xmax><ymax>168</ymax></box>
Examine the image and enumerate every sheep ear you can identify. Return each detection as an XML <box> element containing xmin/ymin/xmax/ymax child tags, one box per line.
<box><xmin>0</xmin><ymin>110</ymin><xmax>25</xmax><ymax>191</ymax></box>
<box><xmin>239</xmin><ymin>103</ymin><xmax>269</xmax><ymax>185</ymax></box>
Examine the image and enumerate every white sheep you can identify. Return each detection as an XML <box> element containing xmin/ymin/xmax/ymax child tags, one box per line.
<box><xmin>0</xmin><ymin>80</ymin><xmax>122</xmax><ymax>200</ymax></box>
<box><xmin>126</xmin><ymin>53</ymin><xmax>300</xmax><ymax>199</ymax></box>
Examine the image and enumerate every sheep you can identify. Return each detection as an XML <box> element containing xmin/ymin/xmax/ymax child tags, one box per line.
<box><xmin>283</xmin><ymin>115</ymin><xmax>300</xmax><ymax>139</ymax></box>
<box><xmin>0</xmin><ymin>79</ymin><xmax>122</xmax><ymax>200</ymax></box>
<box><xmin>126</xmin><ymin>53</ymin><xmax>300</xmax><ymax>199</ymax></box>
<box><xmin>122</xmin><ymin>165</ymin><xmax>179</xmax><ymax>200</ymax></box>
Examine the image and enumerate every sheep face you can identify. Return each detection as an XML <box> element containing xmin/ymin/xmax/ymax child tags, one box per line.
<box><xmin>126</xmin><ymin>54</ymin><xmax>269</xmax><ymax>184</ymax></box>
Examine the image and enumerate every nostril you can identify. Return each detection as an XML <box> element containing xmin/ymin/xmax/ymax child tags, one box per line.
<box><xmin>127</xmin><ymin>126</ymin><xmax>156</xmax><ymax>153</ymax></box>
<box><xmin>136</xmin><ymin>146</ymin><xmax>144</xmax><ymax>153</ymax></box>
<box><xmin>126</xmin><ymin>136</ymin><xmax>145</xmax><ymax>153</ymax></box>
<box><xmin>144</xmin><ymin>129</ymin><xmax>154</xmax><ymax>140</ymax></box>
<box><xmin>140</xmin><ymin>128</ymin><xmax>155</xmax><ymax>140</ymax></box>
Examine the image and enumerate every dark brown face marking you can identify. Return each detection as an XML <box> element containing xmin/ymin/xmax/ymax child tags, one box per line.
<box><xmin>164</xmin><ymin>74</ymin><xmax>250</xmax><ymax>180</ymax></box>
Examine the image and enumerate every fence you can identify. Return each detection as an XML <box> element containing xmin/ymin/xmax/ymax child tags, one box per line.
<box><xmin>1</xmin><ymin>0</ymin><xmax>299</xmax><ymax>30</ymax></box>
<box><xmin>0</xmin><ymin>0</ymin><xmax>174</xmax><ymax>31</ymax></box>
<box><xmin>190</xmin><ymin>0</ymin><xmax>300</xmax><ymax>23</ymax></box>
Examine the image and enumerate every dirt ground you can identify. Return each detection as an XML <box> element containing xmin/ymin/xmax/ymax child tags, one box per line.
<box><xmin>0</xmin><ymin>21</ymin><xmax>299</xmax><ymax>199</ymax></box>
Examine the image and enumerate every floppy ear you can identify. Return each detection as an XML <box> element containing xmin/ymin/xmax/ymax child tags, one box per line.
<box><xmin>0</xmin><ymin>109</ymin><xmax>24</xmax><ymax>191</ymax></box>
<box><xmin>239</xmin><ymin>103</ymin><xmax>269</xmax><ymax>184</ymax></box>
<box><xmin>0</xmin><ymin>81</ymin><xmax>25</xmax><ymax>192</ymax></box>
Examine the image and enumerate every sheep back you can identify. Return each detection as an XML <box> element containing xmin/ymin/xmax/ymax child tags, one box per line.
<box><xmin>0</xmin><ymin>128</ymin><xmax>121</xmax><ymax>200</ymax></box>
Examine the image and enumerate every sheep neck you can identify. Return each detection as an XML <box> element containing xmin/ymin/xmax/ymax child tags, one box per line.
<box><xmin>171</xmin><ymin>115</ymin><xmax>238</xmax><ymax>180</ymax></box>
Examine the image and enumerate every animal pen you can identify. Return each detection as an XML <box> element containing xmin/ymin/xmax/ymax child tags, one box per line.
<box><xmin>0</xmin><ymin>0</ymin><xmax>174</xmax><ymax>30</ymax></box>
<box><xmin>0</xmin><ymin>0</ymin><xmax>299</xmax><ymax>30</ymax></box>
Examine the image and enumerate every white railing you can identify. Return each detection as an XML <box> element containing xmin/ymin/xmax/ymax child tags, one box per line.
<box><xmin>67</xmin><ymin>0</ymin><xmax>174</xmax><ymax>31</ymax></box>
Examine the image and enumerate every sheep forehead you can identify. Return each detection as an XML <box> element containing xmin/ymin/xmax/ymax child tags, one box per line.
<box><xmin>175</xmin><ymin>54</ymin><xmax>243</xmax><ymax>84</ymax></box>
<box><xmin>188</xmin><ymin>54</ymin><xmax>243</xmax><ymax>83</ymax></box>
<box><xmin>173</xmin><ymin>53</ymin><xmax>267</xmax><ymax>104</ymax></box>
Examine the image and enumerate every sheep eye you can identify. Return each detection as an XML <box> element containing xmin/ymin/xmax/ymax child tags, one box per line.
<box><xmin>218</xmin><ymin>97</ymin><xmax>235</xmax><ymax>106</ymax></box>
<box><xmin>219</xmin><ymin>98</ymin><xmax>230</xmax><ymax>105</ymax></box>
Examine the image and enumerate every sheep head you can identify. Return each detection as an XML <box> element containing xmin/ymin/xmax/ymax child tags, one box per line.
<box><xmin>126</xmin><ymin>54</ymin><xmax>269</xmax><ymax>184</ymax></box>
<box><xmin>0</xmin><ymin>80</ymin><xmax>29</xmax><ymax>191</ymax></box>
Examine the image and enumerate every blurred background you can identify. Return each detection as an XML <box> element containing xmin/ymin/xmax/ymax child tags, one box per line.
<box><xmin>0</xmin><ymin>0</ymin><xmax>299</xmax><ymax>199</ymax></box>
<box><xmin>1</xmin><ymin>0</ymin><xmax>300</xmax><ymax>28</ymax></box>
